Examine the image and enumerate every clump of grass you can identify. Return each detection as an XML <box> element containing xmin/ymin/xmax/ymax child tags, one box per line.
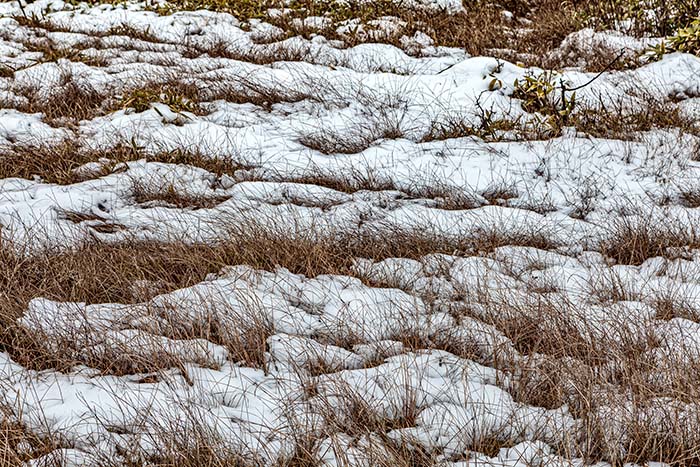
<box><xmin>600</xmin><ymin>213</ymin><xmax>699</xmax><ymax>265</ymax></box>
<box><xmin>422</xmin><ymin>113</ymin><xmax>520</xmax><ymax>143</ymax></box>
<box><xmin>298</xmin><ymin>124</ymin><xmax>401</xmax><ymax>155</ymax></box>
<box><xmin>0</xmin><ymin>416</ymin><xmax>62</xmax><ymax>467</ymax></box>
<box><xmin>131</xmin><ymin>179</ymin><xmax>231</xmax><ymax>209</ymax></box>
<box><xmin>679</xmin><ymin>184</ymin><xmax>700</xmax><ymax>208</ymax></box>
<box><xmin>118</xmin><ymin>83</ymin><xmax>203</xmax><ymax>114</ymax></box>
<box><xmin>0</xmin><ymin>141</ymin><xmax>250</xmax><ymax>185</ymax></box>
<box><xmin>651</xmin><ymin>294</ymin><xmax>698</xmax><ymax>321</ymax></box>
<box><xmin>18</xmin><ymin>71</ymin><xmax>106</xmax><ymax>125</ymax></box>
<box><xmin>402</xmin><ymin>181</ymin><xmax>483</xmax><ymax>210</ymax></box>
<box><xmin>104</xmin><ymin>23</ymin><xmax>161</xmax><ymax>42</ymax></box>
<box><xmin>12</xmin><ymin>12</ymin><xmax>71</xmax><ymax>32</ymax></box>
<box><xmin>199</xmin><ymin>39</ymin><xmax>309</xmax><ymax>64</ymax></box>
<box><xmin>112</xmin><ymin>408</ymin><xmax>261</xmax><ymax>467</ymax></box>
<box><xmin>146</xmin><ymin>148</ymin><xmax>255</xmax><ymax>177</ymax></box>
<box><xmin>573</xmin><ymin>97</ymin><xmax>699</xmax><ymax>139</ymax></box>
<box><xmin>23</xmin><ymin>38</ymin><xmax>105</xmax><ymax>66</ymax></box>
<box><xmin>0</xmin><ymin>141</ymin><xmax>101</xmax><ymax>184</ymax></box>
<box><xmin>1</xmin><ymin>142</ymin><xmax>133</xmax><ymax>184</ymax></box>
<box><xmin>275</xmin><ymin>167</ymin><xmax>396</xmax><ymax>194</ymax></box>
<box><xmin>0</xmin><ymin>64</ymin><xmax>14</xmax><ymax>77</ymax></box>
<box><xmin>193</xmin><ymin>73</ymin><xmax>315</xmax><ymax>110</ymax></box>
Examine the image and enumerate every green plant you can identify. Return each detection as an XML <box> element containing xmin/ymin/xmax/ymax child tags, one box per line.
<box><xmin>649</xmin><ymin>17</ymin><xmax>700</xmax><ymax>59</ymax></box>
<box><xmin>512</xmin><ymin>72</ymin><xmax>576</xmax><ymax>130</ymax></box>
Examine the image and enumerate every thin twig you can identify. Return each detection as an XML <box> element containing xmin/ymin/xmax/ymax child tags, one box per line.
<box><xmin>561</xmin><ymin>48</ymin><xmax>628</xmax><ymax>92</ymax></box>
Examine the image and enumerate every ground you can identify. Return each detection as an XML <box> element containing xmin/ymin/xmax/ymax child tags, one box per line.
<box><xmin>1</xmin><ymin>0</ymin><xmax>700</xmax><ymax>466</ymax></box>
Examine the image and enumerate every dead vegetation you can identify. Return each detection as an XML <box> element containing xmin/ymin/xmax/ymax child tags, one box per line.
<box><xmin>116</xmin><ymin>82</ymin><xmax>204</xmax><ymax>114</ymax></box>
<box><xmin>600</xmin><ymin>212</ymin><xmax>699</xmax><ymax>266</ymax></box>
<box><xmin>573</xmin><ymin>96</ymin><xmax>700</xmax><ymax>140</ymax></box>
<box><xmin>131</xmin><ymin>179</ymin><xmax>231</xmax><ymax>209</ymax></box>
<box><xmin>0</xmin><ymin>142</ymin><xmax>252</xmax><ymax>184</ymax></box>
<box><xmin>22</xmin><ymin>37</ymin><xmax>107</xmax><ymax>66</ymax></box>
<box><xmin>3</xmin><ymin>218</ymin><xmax>700</xmax><ymax>464</ymax></box>
<box><xmin>155</xmin><ymin>0</ymin><xmax>587</xmax><ymax>66</ymax></box>
<box><xmin>297</xmin><ymin>123</ymin><xmax>402</xmax><ymax>155</ymax></box>
<box><xmin>0</xmin><ymin>214</ymin><xmax>561</xmax><ymax>372</ymax></box>
<box><xmin>5</xmin><ymin>1</ymin><xmax>700</xmax><ymax>466</ymax></box>
<box><xmin>149</xmin><ymin>0</ymin><xmax>668</xmax><ymax>71</ymax></box>
<box><xmin>18</xmin><ymin>72</ymin><xmax>105</xmax><ymax>126</ymax></box>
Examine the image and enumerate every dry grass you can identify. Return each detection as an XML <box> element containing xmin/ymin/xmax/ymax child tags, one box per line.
<box><xmin>402</xmin><ymin>182</ymin><xmax>484</xmax><ymax>210</ymax></box>
<box><xmin>447</xmin><ymin>286</ymin><xmax>700</xmax><ymax>465</ymax></box>
<box><xmin>20</xmin><ymin>72</ymin><xmax>105</xmax><ymax>125</ymax></box>
<box><xmin>421</xmin><ymin>105</ymin><xmax>526</xmax><ymax>143</ymax></box>
<box><xmin>152</xmin><ymin>0</ymin><xmax>608</xmax><ymax>69</ymax></box>
<box><xmin>11</xmin><ymin>0</ymin><xmax>696</xmax><ymax>74</ymax></box>
<box><xmin>144</xmin><ymin>148</ymin><xmax>255</xmax><ymax>177</ymax></box>
<box><xmin>272</xmin><ymin>170</ymin><xmax>396</xmax><ymax>194</ymax></box>
<box><xmin>108</xmin><ymin>411</ymin><xmax>259</xmax><ymax>467</ymax></box>
<box><xmin>573</xmin><ymin>97</ymin><xmax>700</xmax><ymax>140</ymax></box>
<box><xmin>0</xmin><ymin>141</ymin><xmax>92</xmax><ymax>184</ymax></box>
<box><xmin>23</xmin><ymin>37</ymin><xmax>107</xmax><ymax>66</ymax></box>
<box><xmin>0</xmin><ymin>414</ymin><xmax>61</xmax><ymax>467</ymax></box>
<box><xmin>0</xmin><ymin>214</ymin><xmax>561</xmax><ymax>373</ymax></box>
<box><xmin>117</xmin><ymin>82</ymin><xmax>204</xmax><ymax>115</ymax></box>
<box><xmin>297</xmin><ymin>123</ymin><xmax>402</xmax><ymax>155</ymax></box>
<box><xmin>584</xmin><ymin>0</ymin><xmax>700</xmax><ymax>37</ymax></box>
<box><xmin>7</xmin><ymin>75</ymin><xmax>205</xmax><ymax>128</ymax></box>
<box><xmin>6</xmin><ymin>2</ymin><xmax>700</xmax><ymax>465</ymax></box>
<box><xmin>131</xmin><ymin>179</ymin><xmax>231</xmax><ymax>209</ymax></box>
<box><xmin>600</xmin><ymin>213</ymin><xmax>699</xmax><ymax>266</ymax></box>
<box><xmin>104</xmin><ymin>23</ymin><xmax>161</xmax><ymax>42</ymax></box>
<box><xmin>199</xmin><ymin>38</ymin><xmax>309</xmax><ymax>64</ymax></box>
<box><xmin>189</xmin><ymin>72</ymin><xmax>317</xmax><ymax>110</ymax></box>
<box><xmin>0</xmin><ymin>142</ymin><xmax>252</xmax><ymax>184</ymax></box>
<box><xmin>3</xmin><ymin>221</ymin><xmax>700</xmax><ymax>464</ymax></box>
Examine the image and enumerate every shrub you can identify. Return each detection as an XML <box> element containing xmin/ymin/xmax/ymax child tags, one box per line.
<box><xmin>649</xmin><ymin>17</ymin><xmax>700</xmax><ymax>59</ymax></box>
<box><xmin>512</xmin><ymin>72</ymin><xmax>576</xmax><ymax>131</ymax></box>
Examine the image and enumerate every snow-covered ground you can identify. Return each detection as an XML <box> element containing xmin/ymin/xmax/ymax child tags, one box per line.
<box><xmin>2</xmin><ymin>0</ymin><xmax>700</xmax><ymax>465</ymax></box>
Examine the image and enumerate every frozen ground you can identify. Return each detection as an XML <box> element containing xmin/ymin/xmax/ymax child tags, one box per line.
<box><xmin>1</xmin><ymin>0</ymin><xmax>700</xmax><ymax>466</ymax></box>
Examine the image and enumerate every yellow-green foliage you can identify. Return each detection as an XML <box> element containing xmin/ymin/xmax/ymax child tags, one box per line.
<box><xmin>512</xmin><ymin>72</ymin><xmax>576</xmax><ymax>132</ymax></box>
<box><xmin>119</xmin><ymin>86</ymin><xmax>200</xmax><ymax>114</ymax></box>
<box><xmin>652</xmin><ymin>17</ymin><xmax>700</xmax><ymax>58</ymax></box>
<box><xmin>514</xmin><ymin>73</ymin><xmax>575</xmax><ymax>115</ymax></box>
<box><xmin>513</xmin><ymin>73</ymin><xmax>557</xmax><ymax>114</ymax></box>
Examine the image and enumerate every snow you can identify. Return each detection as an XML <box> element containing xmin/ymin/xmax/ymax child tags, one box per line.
<box><xmin>2</xmin><ymin>0</ymin><xmax>700</xmax><ymax>465</ymax></box>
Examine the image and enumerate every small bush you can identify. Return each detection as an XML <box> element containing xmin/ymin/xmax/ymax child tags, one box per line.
<box><xmin>649</xmin><ymin>17</ymin><xmax>700</xmax><ymax>59</ymax></box>
<box><xmin>512</xmin><ymin>72</ymin><xmax>576</xmax><ymax>133</ymax></box>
